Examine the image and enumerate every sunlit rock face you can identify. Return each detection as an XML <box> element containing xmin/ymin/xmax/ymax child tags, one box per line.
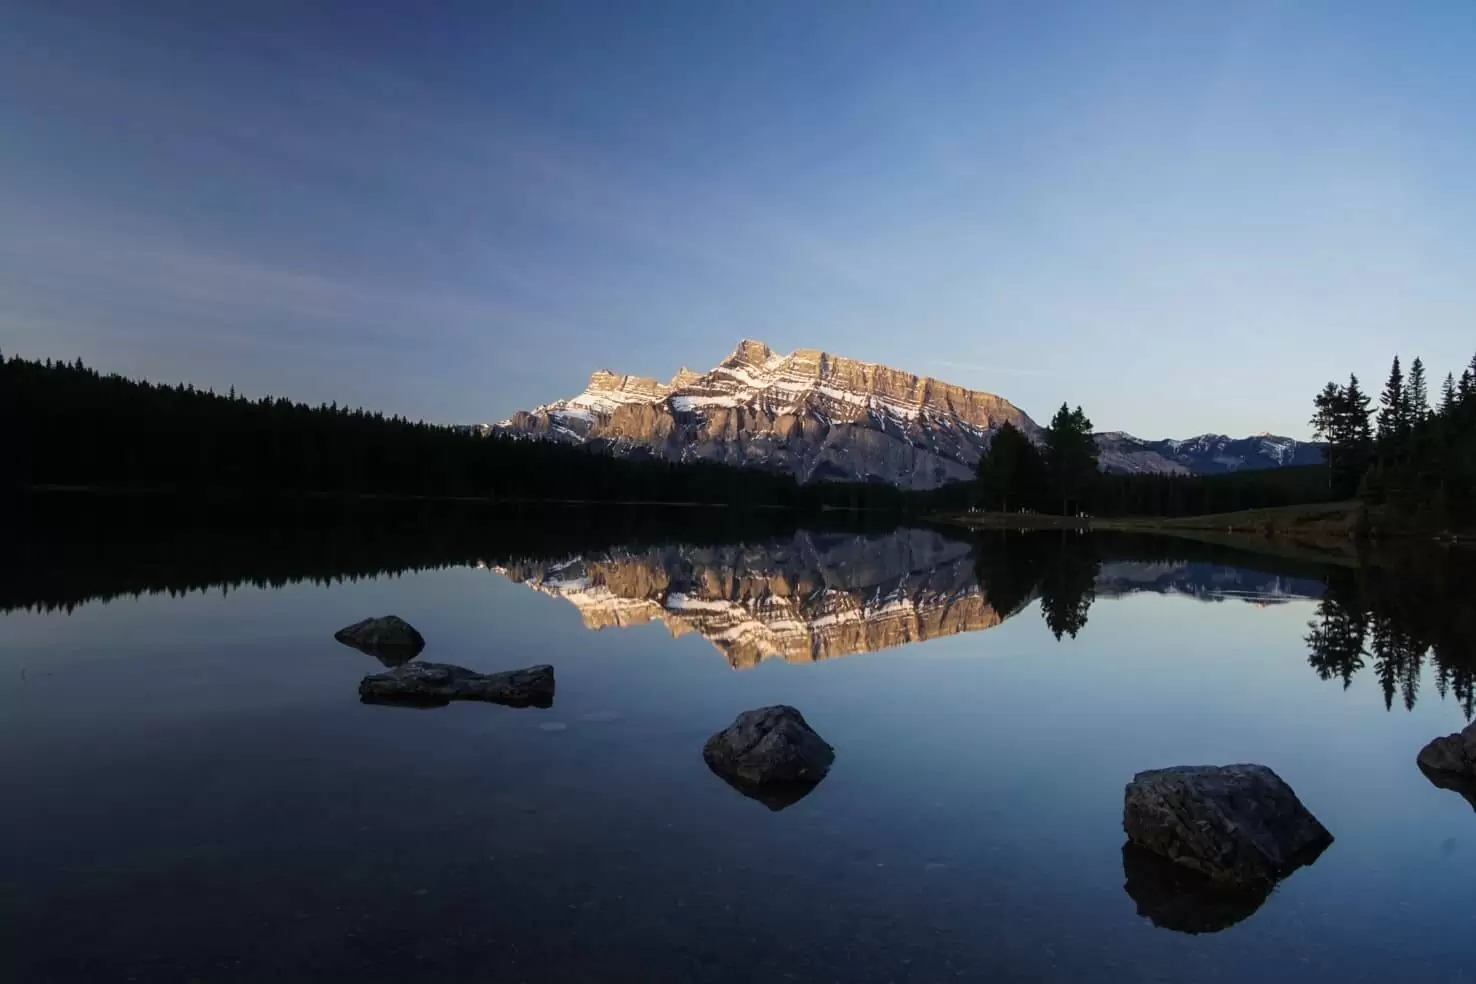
<box><xmin>493</xmin><ymin>529</ymin><xmax>1026</xmax><ymax>669</ymax></box>
<box><xmin>496</xmin><ymin>340</ymin><xmax>1039</xmax><ymax>490</ymax></box>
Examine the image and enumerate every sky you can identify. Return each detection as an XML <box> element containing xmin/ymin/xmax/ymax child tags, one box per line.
<box><xmin>2</xmin><ymin>1</ymin><xmax>1474</xmax><ymax>439</ymax></box>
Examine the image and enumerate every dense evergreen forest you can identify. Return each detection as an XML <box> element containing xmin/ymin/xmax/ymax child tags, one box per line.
<box><xmin>1311</xmin><ymin>352</ymin><xmax>1476</xmax><ymax>524</ymax></box>
<box><xmin>973</xmin><ymin>404</ymin><xmax>1337</xmax><ymax>518</ymax></box>
<box><xmin>975</xmin><ymin>349</ymin><xmax>1476</xmax><ymax>525</ymax></box>
<box><xmin>0</xmin><ymin>352</ymin><xmax>901</xmax><ymax>510</ymax></box>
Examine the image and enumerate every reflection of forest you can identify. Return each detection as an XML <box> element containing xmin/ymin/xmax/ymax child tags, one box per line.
<box><xmin>6</xmin><ymin>492</ymin><xmax>1472</xmax><ymax>711</ymax></box>
<box><xmin>1305</xmin><ymin>555</ymin><xmax>1476</xmax><ymax>716</ymax></box>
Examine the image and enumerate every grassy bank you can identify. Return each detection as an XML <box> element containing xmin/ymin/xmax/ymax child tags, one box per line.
<box><xmin>942</xmin><ymin>502</ymin><xmax>1374</xmax><ymax>565</ymax></box>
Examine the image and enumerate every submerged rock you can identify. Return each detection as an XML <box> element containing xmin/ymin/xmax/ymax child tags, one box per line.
<box><xmin>1122</xmin><ymin>764</ymin><xmax>1333</xmax><ymax>889</ymax></box>
<box><xmin>334</xmin><ymin>615</ymin><xmax>426</xmax><ymax>666</ymax></box>
<box><xmin>1121</xmin><ymin>841</ymin><xmax>1270</xmax><ymax>934</ymax></box>
<box><xmin>359</xmin><ymin>662</ymin><xmax>554</xmax><ymax>708</ymax></box>
<box><xmin>703</xmin><ymin>705</ymin><xmax>834</xmax><ymax>807</ymax></box>
<box><xmin>1418</xmin><ymin>720</ymin><xmax>1476</xmax><ymax>778</ymax></box>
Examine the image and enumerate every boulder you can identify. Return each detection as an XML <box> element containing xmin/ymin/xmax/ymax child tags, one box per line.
<box><xmin>703</xmin><ymin>705</ymin><xmax>834</xmax><ymax>805</ymax></box>
<box><xmin>359</xmin><ymin>662</ymin><xmax>554</xmax><ymax>708</ymax></box>
<box><xmin>1417</xmin><ymin>720</ymin><xmax>1476</xmax><ymax>777</ymax></box>
<box><xmin>1123</xmin><ymin>764</ymin><xmax>1333</xmax><ymax>889</ymax></box>
<box><xmin>333</xmin><ymin>616</ymin><xmax>426</xmax><ymax>666</ymax></box>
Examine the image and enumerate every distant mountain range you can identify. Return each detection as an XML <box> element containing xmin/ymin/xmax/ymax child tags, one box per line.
<box><xmin>494</xmin><ymin>341</ymin><xmax>1324</xmax><ymax>488</ymax></box>
<box><xmin>1094</xmin><ymin>432</ymin><xmax>1326</xmax><ymax>476</ymax></box>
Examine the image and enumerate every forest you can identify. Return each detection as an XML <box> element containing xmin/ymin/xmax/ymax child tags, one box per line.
<box><xmin>975</xmin><ymin>349</ymin><xmax>1476</xmax><ymax>525</ymax></box>
<box><xmin>9</xmin><ymin>348</ymin><xmax>1473</xmax><ymax>525</ymax></box>
<box><xmin>0</xmin><ymin>352</ymin><xmax>902</xmax><ymax>511</ymax></box>
<box><xmin>1310</xmin><ymin>353</ymin><xmax>1476</xmax><ymax>524</ymax></box>
<box><xmin>973</xmin><ymin>405</ymin><xmax>1338</xmax><ymax>518</ymax></box>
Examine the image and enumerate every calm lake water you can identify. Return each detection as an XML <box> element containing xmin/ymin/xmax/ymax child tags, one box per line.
<box><xmin>3</xmin><ymin>510</ymin><xmax>1474</xmax><ymax>983</ymax></box>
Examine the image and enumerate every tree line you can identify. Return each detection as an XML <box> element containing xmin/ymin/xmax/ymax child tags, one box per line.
<box><xmin>0</xmin><ymin>352</ymin><xmax>910</xmax><ymax>511</ymax></box>
<box><xmin>973</xmin><ymin>403</ymin><xmax>1335</xmax><ymax>518</ymax></box>
<box><xmin>1311</xmin><ymin>352</ymin><xmax>1476</xmax><ymax>523</ymax></box>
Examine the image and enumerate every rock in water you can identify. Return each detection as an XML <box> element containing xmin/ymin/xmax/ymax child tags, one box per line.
<box><xmin>334</xmin><ymin>616</ymin><xmax>426</xmax><ymax>666</ymax></box>
<box><xmin>703</xmin><ymin>705</ymin><xmax>835</xmax><ymax>804</ymax></box>
<box><xmin>1418</xmin><ymin>720</ymin><xmax>1476</xmax><ymax>778</ymax></box>
<box><xmin>1123</xmin><ymin>764</ymin><xmax>1332</xmax><ymax>889</ymax></box>
<box><xmin>359</xmin><ymin>663</ymin><xmax>554</xmax><ymax>708</ymax></box>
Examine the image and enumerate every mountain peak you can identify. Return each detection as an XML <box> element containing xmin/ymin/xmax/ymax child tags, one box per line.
<box><xmin>725</xmin><ymin>338</ymin><xmax>775</xmax><ymax>367</ymax></box>
<box><xmin>669</xmin><ymin>366</ymin><xmax>703</xmax><ymax>388</ymax></box>
<box><xmin>498</xmin><ymin>341</ymin><xmax>1038</xmax><ymax>489</ymax></box>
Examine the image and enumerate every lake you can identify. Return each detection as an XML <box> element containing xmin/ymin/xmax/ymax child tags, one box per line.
<box><xmin>3</xmin><ymin>502</ymin><xmax>1474</xmax><ymax>983</ymax></box>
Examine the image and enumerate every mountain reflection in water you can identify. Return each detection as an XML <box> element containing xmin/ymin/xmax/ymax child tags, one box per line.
<box><xmin>494</xmin><ymin>529</ymin><xmax>1326</xmax><ymax>669</ymax></box>
<box><xmin>6</xmin><ymin>492</ymin><xmax>1473</xmax><ymax>713</ymax></box>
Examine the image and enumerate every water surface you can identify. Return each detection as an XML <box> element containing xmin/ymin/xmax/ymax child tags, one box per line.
<box><xmin>4</xmin><ymin>511</ymin><xmax>1474</xmax><ymax>982</ymax></box>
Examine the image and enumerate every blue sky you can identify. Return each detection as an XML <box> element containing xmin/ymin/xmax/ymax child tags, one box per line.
<box><xmin>2</xmin><ymin>1</ymin><xmax>1473</xmax><ymax>438</ymax></box>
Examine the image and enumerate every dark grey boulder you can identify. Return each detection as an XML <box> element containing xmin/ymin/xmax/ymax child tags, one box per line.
<box><xmin>1123</xmin><ymin>764</ymin><xmax>1333</xmax><ymax>889</ymax></box>
<box><xmin>1121</xmin><ymin>841</ymin><xmax>1269</xmax><ymax>935</ymax></box>
<box><xmin>1418</xmin><ymin>720</ymin><xmax>1476</xmax><ymax>778</ymax></box>
<box><xmin>703</xmin><ymin>705</ymin><xmax>834</xmax><ymax>807</ymax></box>
<box><xmin>359</xmin><ymin>662</ymin><xmax>554</xmax><ymax>708</ymax></box>
<box><xmin>334</xmin><ymin>615</ymin><xmax>426</xmax><ymax>666</ymax></box>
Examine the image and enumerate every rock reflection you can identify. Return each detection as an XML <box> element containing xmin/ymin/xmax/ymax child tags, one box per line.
<box><xmin>1120</xmin><ymin>842</ymin><xmax>1270</xmax><ymax>934</ymax></box>
<box><xmin>705</xmin><ymin>767</ymin><xmax>825</xmax><ymax>811</ymax></box>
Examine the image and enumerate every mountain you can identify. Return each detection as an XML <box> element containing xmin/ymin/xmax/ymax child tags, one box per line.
<box><xmin>1094</xmin><ymin>432</ymin><xmax>1326</xmax><ymax>475</ymax></box>
<box><xmin>495</xmin><ymin>339</ymin><xmax>1322</xmax><ymax>485</ymax></box>
<box><xmin>496</xmin><ymin>340</ymin><xmax>1038</xmax><ymax>490</ymax></box>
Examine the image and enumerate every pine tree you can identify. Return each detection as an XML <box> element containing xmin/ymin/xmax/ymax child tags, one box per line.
<box><xmin>1441</xmin><ymin>373</ymin><xmax>1457</xmax><ymax>416</ymax></box>
<box><xmin>1406</xmin><ymin>357</ymin><xmax>1429</xmax><ymax>422</ymax></box>
<box><xmin>1337</xmin><ymin>375</ymin><xmax>1374</xmax><ymax>497</ymax></box>
<box><xmin>975</xmin><ymin>422</ymin><xmax>1043</xmax><ymax>513</ymax></box>
<box><xmin>1377</xmin><ymin>356</ymin><xmax>1406</xmax><ymax>445</ymax></box>
<box><xmin>1044</xmin><ymin>403</ymin><xmax>1098</xmax><ymax>515</ymax></box>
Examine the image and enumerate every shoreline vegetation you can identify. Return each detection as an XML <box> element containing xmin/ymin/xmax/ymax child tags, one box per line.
<box><xmin>4</xmin><ymin>349</ymin><xmax>1473</xmax><ymax>560</ymax></box>
<box><xmin>940</xmin><ymin>501</ymin><xmax>1476</xmax><ymax>566</ymax></box>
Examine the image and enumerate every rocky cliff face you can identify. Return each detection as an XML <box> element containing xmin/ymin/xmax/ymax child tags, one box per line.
<box><xmin>497</xmin><ymin>340</ymin><xmax>1039</xmax><ymax>490</ymax></box>
<box><xmin>494</xmin><ymin>529</ymin><xmax>1027</xmax><ymax>669</ymax></box>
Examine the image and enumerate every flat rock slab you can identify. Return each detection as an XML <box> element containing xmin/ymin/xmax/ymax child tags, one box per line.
<box><xmin>1123</xmin><ymin>764</ymin><xmax>1332</xmax><ymax>889</ymax></box>
<box><xmin>1418</xmin><ymin>720</ymin><xmax>1476</xmax><ymax>778</ymax></box>
<box><xmin>334</xmin><ymin>615</ymin><xmax>426</xmax><ymax>666</ymax></box>
<box><xmin>359</xmin><ymin>662</ymin><xmax>554</xmax><ymax>708</ymax></box>
<box><xmin>703</xmin><ymin>705</ymin><xmax>834</xmax><ymax>808</ymax></box>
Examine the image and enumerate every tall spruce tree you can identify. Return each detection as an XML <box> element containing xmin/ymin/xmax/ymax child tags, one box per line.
<box><xmin>1043</xmin><ymin>403</ymin><xmax>1098</xmax><ymax>515</ymax></box>
<box><xmin>1406</xmin><ymin>357</ymin><xmax>1429</xmax><ymax>422</ymax></box>
<box><xmin>1377</xmin><ymin>356</ymin><xmax>1406</xmax><ymax>446</ymax></box>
